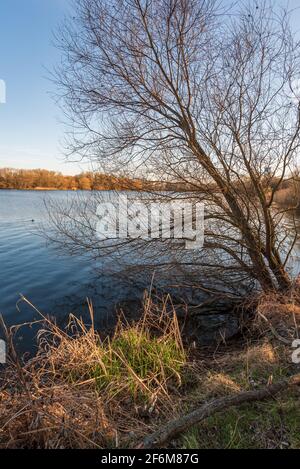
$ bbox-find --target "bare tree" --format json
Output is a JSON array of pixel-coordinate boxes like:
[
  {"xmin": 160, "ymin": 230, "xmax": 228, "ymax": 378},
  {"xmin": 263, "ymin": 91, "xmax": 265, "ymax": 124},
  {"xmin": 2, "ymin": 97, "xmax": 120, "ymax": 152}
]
[{"xmin": 53, "ymin": 0, "xmax": 300, "ymax": 293}]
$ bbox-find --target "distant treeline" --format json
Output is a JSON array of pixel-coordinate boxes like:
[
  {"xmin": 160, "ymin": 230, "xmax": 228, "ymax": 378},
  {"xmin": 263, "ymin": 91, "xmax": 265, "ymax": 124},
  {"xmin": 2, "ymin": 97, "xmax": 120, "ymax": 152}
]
[
  {"xmin": 0, "ymin": 168, "xmax": 140, "ymax": 190},
  {"xmin": 2, "ymin": 168, "xmax": 299, "ymax": 198},
  {"xmin": 0, "ymin": 168, "xmax": 187, "ymax": 191}
]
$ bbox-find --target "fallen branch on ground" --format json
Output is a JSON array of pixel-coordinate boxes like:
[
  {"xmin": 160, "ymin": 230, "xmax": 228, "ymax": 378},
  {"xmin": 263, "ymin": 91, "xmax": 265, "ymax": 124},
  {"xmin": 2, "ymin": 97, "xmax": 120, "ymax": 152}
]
[{"xmin": 139, "ymin": 374, "xmax": 300, "ymax": 449}]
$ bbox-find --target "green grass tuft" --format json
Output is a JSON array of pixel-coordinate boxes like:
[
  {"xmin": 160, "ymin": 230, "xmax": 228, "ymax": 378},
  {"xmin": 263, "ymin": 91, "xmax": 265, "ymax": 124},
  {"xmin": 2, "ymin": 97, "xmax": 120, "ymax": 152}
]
[{"xmin": 91, "ymin": 327, "xmax": 186, "ymax": 401}]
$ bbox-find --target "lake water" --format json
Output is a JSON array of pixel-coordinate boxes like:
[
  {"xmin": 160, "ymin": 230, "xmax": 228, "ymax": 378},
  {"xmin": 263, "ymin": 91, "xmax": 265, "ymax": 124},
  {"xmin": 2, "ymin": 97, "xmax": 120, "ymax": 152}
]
[
  {"xmin": 1, "ymin": 190, "xmax": 300, "ymax": 353},
  {"xmin": 0, "ymin": 190, "xmax": 144, "ymax": 352}
]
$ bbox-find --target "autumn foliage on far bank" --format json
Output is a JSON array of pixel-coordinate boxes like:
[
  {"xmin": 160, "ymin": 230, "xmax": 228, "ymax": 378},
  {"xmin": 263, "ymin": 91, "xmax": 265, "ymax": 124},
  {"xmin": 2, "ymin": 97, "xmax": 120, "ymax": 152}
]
[
  {"xmin": 0, "ymin": 168, "xmax": 144, "ymax": 191},
  {"xmin": 0, "ymin": 167, "xmax": 198, "ymax": 191}
]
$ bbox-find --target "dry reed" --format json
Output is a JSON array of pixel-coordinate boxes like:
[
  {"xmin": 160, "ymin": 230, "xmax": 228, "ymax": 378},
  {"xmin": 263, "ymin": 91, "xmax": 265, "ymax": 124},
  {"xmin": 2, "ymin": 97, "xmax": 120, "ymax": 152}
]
[{"xmin": 0, "ymin": 293, "xmax": 186, "ymax": 448}]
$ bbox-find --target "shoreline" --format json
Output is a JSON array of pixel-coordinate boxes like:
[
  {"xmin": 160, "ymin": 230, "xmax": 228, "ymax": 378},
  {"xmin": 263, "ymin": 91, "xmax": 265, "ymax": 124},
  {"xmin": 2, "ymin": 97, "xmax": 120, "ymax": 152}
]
[{"xmin": 0, "ymin": 289, "xmax": 299, "ymax": 449}]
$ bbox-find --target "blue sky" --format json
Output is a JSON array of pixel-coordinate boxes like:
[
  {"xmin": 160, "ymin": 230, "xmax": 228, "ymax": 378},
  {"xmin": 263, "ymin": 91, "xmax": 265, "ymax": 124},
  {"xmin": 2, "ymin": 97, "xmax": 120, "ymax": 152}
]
[
  {"xmin": 0, "ymin": 1, "xmax": 300, "ymax": 175},
  {"xmin": 0, "ymin": 0, "xmax": 88, "ymax": 175}
]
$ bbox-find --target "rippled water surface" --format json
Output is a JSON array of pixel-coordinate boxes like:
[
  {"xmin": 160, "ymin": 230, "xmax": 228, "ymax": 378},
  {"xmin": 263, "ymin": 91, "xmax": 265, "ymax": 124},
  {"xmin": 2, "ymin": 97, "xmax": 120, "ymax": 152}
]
[
  {"xmin": 0, "ymin": 191, "xmax": 142, "ymax": 351},
  {"xmin": 2, "ymin": 190, "xmax": 300, "ymax": 352}
]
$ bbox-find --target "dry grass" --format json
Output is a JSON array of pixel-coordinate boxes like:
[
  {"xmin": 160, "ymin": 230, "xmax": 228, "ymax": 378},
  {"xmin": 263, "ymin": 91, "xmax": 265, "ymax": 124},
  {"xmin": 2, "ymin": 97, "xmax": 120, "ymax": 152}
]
[
  {"xmin": 1, "ymin": 290, "xmax": 299, "ymax": 449},
  {"xmin": 179, "ymin": 339, "xmax": 300, "ymax": 449},
  {"xmin": 254, "ymin": 289, "xmax": 300, "ymax": 343},
  {"xmin": 0, "ymin": 294, "xmax": 186, "ymax": 449},
  {"xmin": 187, "ymin": 341, "xmax": 287, "ymax": 403}
]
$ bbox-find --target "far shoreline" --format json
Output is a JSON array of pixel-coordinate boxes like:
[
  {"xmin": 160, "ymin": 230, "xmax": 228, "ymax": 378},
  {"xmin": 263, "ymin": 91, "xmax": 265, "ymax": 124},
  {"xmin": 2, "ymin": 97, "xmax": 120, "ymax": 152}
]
[{"xmin": 0, "ymin": 187, "xmax": 81, "ymax": 191}]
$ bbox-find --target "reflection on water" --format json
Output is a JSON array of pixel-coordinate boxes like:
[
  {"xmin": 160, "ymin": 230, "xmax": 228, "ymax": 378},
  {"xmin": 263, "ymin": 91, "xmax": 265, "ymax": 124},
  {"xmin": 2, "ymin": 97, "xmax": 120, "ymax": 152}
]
[
  {"xmin": 0, "ymin": 190, "xmax": 143, "ymax": 352},
  {"xmin": 284, "ymin": 211, "xmax": 300, "ymax": 277},
  {"xmin": 1, "ymin": 190, "xmax": 299, "ymax": 352}
]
